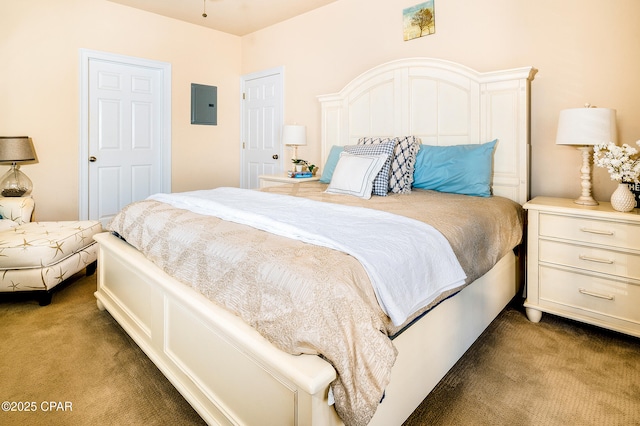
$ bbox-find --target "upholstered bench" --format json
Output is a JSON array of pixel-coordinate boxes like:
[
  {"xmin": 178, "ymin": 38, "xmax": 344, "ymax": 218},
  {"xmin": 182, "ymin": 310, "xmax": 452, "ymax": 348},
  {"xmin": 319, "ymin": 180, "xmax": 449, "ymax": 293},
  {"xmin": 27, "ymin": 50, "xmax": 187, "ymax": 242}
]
[{"xmin": 0, "ymin": 197, "xmax": 102, "ymax": 305}]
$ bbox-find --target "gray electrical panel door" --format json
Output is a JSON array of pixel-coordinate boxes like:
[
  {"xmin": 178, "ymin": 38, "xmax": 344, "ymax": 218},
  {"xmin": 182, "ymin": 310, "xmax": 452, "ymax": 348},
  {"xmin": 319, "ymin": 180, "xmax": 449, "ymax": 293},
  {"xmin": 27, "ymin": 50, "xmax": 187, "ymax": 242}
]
[{"xmin": 191, "ymin": 83, "xmax": 217, "ymax": 125}]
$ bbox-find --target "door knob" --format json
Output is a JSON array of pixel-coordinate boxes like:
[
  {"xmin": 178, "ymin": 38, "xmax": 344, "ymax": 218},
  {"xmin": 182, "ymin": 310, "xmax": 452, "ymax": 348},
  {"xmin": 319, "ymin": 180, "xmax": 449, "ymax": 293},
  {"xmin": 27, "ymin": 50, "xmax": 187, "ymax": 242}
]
[
  {"xmin": 272, "ymin": 154, "xmax": 279, "ymax": 160},
  {"xmin": 89, "ymin": 156, "xmax": 97, "ymax": 162}
]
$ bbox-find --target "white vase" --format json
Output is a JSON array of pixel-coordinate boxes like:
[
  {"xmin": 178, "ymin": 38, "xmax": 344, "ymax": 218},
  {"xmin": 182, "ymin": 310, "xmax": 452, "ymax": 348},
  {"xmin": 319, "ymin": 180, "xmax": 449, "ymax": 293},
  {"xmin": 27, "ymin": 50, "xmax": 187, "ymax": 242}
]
[{"xmin": 610, "ymin": 183, "xmax": 636, "ymax": 212}]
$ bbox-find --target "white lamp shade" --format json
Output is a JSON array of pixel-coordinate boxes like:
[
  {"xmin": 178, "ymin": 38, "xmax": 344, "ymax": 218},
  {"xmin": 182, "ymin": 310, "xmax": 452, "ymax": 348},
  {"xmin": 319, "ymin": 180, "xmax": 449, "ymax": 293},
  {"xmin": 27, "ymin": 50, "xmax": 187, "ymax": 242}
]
[
  {"xmin": 556, "ymin": 108, "xmax": 617, "ymax": 146},
  {"xmin": 282, "ymin": 125, "xmax": 306, "ymax": 146}
]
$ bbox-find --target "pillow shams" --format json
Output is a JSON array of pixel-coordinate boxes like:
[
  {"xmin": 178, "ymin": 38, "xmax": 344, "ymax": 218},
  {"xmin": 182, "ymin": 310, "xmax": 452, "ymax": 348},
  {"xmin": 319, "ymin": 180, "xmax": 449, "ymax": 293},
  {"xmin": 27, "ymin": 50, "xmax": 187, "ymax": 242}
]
[
  {"xmin": 343, "ymin": 140, "xmax": 395, "ymax": 196},
  {"xmin": 359, "ymin": 136, "xmax": 420, "ymax": 194},
  {"xmin": 325, "ymin": 152, "xmax": 389, "ymax": 199},
  {"xmin": 412, "ymin": 140, "xmax": 497, "ymax": 197}
]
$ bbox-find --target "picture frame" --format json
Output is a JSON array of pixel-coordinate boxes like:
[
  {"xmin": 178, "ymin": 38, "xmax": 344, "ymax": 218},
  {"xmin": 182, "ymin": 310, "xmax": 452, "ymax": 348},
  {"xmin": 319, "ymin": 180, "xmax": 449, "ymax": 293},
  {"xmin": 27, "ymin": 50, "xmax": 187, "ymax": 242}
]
[{"xmin": 403, "ymin": 1, "xmax": 436, "ymax": 41}]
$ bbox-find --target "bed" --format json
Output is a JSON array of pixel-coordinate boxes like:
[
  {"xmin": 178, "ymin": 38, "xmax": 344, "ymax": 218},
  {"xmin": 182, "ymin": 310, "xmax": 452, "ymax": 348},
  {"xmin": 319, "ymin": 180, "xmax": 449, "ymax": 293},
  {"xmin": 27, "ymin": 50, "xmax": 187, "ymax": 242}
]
[{"xmin": 94, "ymin": 57, "xmax": 536, "ymax": 426}]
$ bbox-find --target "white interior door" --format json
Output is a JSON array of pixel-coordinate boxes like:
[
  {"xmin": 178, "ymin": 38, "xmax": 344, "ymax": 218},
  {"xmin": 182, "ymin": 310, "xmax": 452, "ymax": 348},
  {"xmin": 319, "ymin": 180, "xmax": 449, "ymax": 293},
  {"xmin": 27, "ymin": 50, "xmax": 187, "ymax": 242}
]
[
  {"xmin": 79, "ymin": 50, "xmax": 171, "ymax": 227},
  {"xmin": 240, "ymin": 68, "xmax": 284, "ymax": 189}
]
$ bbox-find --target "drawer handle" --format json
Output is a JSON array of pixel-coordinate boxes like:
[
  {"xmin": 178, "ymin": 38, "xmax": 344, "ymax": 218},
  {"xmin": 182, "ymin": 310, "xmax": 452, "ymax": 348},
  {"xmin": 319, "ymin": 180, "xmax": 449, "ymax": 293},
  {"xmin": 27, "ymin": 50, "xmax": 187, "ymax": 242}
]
[
  {"xmin": 579, "ymin": 288, "xmax": 615, "ymax": 301},
  {"xmin": 580, "ymin": 227, "xmax": 614, "ymax": 236},
  {"xmin": 579, "ymin": 254, "xmax": 614, "ymax": 264}
]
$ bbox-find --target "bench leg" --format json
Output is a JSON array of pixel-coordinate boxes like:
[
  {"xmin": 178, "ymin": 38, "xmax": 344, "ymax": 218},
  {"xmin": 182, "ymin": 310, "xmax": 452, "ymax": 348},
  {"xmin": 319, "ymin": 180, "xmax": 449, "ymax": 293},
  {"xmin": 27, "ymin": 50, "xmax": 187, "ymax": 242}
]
[
  {"xmin": 38, "ymin": 262, "xmax": 96, "ymax": 306},
  {"xmin": 86, "ymin": 261, "xmax": 97, "ymax": 277},
  {"xmin": 38, "ymin": 291, "xmax": 53, "ymax": 306}
]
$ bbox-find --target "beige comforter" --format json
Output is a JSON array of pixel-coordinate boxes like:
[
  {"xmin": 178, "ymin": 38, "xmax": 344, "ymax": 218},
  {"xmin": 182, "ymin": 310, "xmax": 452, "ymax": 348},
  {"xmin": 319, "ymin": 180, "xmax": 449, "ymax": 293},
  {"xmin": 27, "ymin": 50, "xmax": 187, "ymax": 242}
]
[{"xmin": 108, "ymin": 183, "xmax": 523, "ymax": 426}]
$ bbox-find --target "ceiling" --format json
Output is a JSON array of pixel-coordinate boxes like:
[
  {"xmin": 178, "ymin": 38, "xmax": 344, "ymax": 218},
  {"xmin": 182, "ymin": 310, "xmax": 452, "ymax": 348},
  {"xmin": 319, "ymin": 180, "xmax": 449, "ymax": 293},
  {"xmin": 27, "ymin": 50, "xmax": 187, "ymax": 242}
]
[{"xmin": 109, "ymin": 0, "xmax": 339, "ymax": 36}]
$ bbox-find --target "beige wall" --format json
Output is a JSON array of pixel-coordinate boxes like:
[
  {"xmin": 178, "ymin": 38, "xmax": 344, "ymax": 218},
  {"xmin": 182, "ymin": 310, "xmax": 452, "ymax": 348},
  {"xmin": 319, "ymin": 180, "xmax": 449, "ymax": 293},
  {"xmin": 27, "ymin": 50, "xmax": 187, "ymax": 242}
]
[
  {"xmin": 1, "ymin": 0, "xmax": 241, "ymax": 220},
  {"xmin": 3, "ymin": 0, "xmax": 639, "ymax": 220},
  {"xmin": 242, "ymin": 0, "xmax": 640, "ymax": 202}
]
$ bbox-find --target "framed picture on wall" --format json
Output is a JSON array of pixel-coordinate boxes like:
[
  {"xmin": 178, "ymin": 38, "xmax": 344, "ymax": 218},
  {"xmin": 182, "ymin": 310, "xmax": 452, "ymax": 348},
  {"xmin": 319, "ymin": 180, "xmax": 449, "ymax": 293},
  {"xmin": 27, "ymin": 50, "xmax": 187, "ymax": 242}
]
[{"xmin": 403, "ymin": 1, "xmax": 436, "ymax": 41}]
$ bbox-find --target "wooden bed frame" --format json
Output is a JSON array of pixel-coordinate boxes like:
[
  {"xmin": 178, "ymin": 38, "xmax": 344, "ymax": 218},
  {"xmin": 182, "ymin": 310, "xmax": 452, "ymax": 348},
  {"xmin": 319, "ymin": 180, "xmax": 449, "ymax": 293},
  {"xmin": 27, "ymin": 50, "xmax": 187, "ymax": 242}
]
[{"xmin": 94, "ymin": 58, "xmax": 536, "ymax": 426}]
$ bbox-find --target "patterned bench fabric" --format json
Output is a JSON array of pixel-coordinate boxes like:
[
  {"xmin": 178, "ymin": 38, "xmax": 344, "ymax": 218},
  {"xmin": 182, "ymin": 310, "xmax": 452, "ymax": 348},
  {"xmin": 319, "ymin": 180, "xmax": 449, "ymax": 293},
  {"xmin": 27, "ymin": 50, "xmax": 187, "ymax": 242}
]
[
  {"xmin": 0, "ymin": 221, "xmax": 102, "ymax": 270},
  {"xmin": 0, "ymin": 243, "xmax": 97, "ymax": 292},
  {"xmin": 0, "ymin": 197, "xmax": 35, "ymax": 225}
]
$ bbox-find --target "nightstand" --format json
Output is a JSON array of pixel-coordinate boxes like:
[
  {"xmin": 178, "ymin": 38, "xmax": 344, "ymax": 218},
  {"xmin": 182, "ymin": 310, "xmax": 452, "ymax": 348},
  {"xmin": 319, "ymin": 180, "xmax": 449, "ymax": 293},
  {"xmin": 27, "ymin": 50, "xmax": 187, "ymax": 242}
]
[
  {"xmin": 524, "ymin": 196, "xmax": 640, "ymax": 337},
  {"xmin": 258, "ymin": 174, "xmax": 320, "ymax": 189}
]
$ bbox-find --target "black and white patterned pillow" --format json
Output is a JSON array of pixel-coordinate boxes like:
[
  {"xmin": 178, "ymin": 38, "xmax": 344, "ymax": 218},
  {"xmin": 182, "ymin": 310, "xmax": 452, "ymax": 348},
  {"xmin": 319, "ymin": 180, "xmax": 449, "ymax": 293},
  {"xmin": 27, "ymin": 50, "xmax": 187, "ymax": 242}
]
[
  {"xmin": 343, "ymin": 140, "xmax": 396, "ymax": 196},
  {"xmin": 358, "ymin": 136, "xmax": 421, "ymax": 194}
]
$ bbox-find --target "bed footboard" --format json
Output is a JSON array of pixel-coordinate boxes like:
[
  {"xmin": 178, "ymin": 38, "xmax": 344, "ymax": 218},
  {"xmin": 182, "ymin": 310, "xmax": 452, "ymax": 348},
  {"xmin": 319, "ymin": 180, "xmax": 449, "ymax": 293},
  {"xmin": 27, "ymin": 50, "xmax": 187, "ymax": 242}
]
[
  {"xmin": 94, "ymin": 232, "xmax": 518, "ymax": 425},
  {"xmin": 367, "ymin": 250, "xmax": 518, "ymax": 425},
  {"xmin": 93, "ymin": 232, "xmax": 341, "ymax": 426}
]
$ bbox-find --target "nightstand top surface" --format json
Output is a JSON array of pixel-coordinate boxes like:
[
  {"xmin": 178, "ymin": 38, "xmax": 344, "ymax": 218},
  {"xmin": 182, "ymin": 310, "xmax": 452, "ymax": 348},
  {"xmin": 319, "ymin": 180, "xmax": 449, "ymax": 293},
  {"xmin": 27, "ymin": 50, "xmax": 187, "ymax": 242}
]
[
  {"xmin": 524, "ymin": 196, "xmax": 640, "ymax": 221},
  {"xmin": 259, "ymin": 174, "xmax": 320, "ymax": 183}
]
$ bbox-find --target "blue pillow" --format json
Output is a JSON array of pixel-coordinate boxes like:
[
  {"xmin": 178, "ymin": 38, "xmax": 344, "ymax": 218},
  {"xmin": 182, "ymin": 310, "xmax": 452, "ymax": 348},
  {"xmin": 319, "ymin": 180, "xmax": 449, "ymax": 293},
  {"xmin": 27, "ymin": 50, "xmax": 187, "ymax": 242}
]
[
  {"xmin": 319, "ymin": 145, "xmax": 344, "ymax": 183},
  {"xmin": 412, "ymin": 140, "xmax": 497, "ymax": 197}
]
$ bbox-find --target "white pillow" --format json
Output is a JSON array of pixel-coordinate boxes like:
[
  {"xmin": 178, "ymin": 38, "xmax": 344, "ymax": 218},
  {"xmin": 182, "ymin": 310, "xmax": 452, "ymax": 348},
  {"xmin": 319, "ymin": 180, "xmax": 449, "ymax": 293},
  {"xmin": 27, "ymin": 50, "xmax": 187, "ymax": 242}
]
[{"xmin": 325, "ymin": 152, "xmax": 389, "ymax": 199}]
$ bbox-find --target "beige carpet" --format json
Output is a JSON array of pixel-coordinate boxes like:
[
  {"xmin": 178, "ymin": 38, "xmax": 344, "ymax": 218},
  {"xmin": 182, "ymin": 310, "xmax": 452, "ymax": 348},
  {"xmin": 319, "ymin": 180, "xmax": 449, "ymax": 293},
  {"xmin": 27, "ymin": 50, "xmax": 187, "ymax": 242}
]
[
  {"xmin": 0, "ymin": 272, "xmax": 205, "ymax": 426},
  {"xmin": 403, "ymin": 303, "xmax": 640, "ymax": 425},
  {"xmin": 1, "ymin": 272, "xmax": 639, "ymax": 426}
]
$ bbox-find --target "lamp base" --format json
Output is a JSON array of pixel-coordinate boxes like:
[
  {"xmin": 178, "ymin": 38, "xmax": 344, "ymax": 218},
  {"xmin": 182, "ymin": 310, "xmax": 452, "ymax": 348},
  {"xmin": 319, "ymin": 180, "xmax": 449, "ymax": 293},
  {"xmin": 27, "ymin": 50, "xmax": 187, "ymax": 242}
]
[
  {"xmin": 574, "ymin": 146, "xmax": 599, "ymax": 206},
  {"xmin": 0, "ymin": 163, "xmax": 33, "ymax": 197},
  {"xmin": 574, "ymin": 196, "xmax": 599, "ymax": 206}
]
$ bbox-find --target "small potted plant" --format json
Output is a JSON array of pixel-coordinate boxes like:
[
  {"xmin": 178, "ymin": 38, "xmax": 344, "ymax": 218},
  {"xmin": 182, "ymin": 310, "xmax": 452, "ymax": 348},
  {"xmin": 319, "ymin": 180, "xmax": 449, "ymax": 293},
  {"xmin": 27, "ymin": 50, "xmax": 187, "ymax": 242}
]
[
  {"xmin": 291, "ymin": 158, "xmax": 306, "ymax": 172},
  {"xmin": 307, "ymin": 164, "xmax": 318, "ymax": 176}
]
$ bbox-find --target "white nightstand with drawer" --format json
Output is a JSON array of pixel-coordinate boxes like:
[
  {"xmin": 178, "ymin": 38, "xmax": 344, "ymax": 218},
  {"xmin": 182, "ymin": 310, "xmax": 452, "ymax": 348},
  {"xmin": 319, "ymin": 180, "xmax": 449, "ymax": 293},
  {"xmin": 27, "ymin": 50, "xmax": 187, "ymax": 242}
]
[{"xmin": 524, "ymin": 196, "xmax": 640, "ymax": 337}]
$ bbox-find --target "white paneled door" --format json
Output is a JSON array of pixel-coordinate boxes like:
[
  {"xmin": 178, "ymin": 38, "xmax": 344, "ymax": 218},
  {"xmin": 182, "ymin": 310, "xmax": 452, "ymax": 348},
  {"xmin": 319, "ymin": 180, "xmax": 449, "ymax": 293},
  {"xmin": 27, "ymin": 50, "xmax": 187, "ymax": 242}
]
[
  {"xmin": 80, "ymin": 50, "xmax": 171, "ymax": 227},
  {"xmin": 240, "ymin": 68, "xmax": 284, "ymax": 189}
]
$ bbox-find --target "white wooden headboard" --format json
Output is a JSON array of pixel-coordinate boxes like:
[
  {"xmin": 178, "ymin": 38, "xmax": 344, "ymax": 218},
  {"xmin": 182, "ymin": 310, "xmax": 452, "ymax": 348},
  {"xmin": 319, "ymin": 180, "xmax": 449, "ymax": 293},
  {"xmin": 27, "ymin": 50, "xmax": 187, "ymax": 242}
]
[{"xmin": 318, "ymin": 58, "xmax": 536, "ymax": 205}]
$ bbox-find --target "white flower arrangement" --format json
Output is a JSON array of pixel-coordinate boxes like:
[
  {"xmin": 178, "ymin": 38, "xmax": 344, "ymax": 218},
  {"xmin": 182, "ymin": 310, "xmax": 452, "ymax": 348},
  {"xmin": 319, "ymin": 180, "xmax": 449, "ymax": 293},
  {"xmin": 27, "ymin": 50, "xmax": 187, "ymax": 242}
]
[{"xmin": 593, "ymin": 141, "xmax": 640, "ymax": 183}]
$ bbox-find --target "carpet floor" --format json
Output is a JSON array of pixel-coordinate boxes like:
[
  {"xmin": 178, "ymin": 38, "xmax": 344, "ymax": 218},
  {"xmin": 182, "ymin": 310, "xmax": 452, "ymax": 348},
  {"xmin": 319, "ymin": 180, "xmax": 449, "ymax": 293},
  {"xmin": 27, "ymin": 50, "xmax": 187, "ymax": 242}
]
[{"xmin": 1, "ymin": 272, "xmax": 639, "ymax": 425}]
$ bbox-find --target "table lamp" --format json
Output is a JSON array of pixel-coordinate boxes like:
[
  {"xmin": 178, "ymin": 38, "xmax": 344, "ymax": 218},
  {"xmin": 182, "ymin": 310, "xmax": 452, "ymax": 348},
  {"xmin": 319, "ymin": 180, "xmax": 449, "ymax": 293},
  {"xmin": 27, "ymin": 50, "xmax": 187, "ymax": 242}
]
[
  {"xmin": 0, "ymin": 136, "xmax": 37, "ymax": 197},
  {"xmin": 282, "ymin": 125, "xmax": 306, "ymax": 161},
  {"xmin": 556, "ymin": 106, "xmax": 617, "ymax": 205}
]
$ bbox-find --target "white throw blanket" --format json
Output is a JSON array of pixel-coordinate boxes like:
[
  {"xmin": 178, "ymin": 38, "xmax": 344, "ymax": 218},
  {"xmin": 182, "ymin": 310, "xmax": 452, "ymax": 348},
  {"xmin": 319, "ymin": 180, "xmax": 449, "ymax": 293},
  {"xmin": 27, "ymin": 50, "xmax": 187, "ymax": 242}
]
[{"xmin": 149, "ymin": 187, "xmax": 466, "ymax": 326}]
